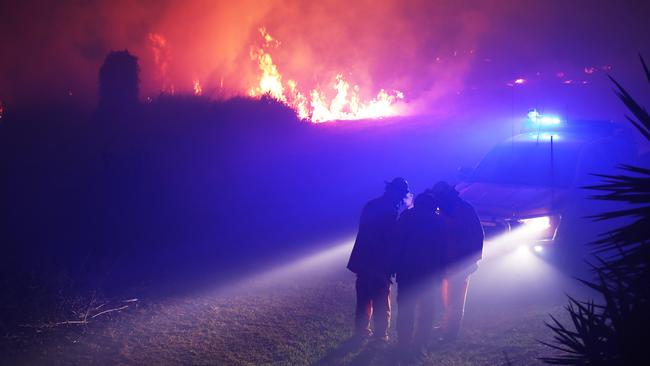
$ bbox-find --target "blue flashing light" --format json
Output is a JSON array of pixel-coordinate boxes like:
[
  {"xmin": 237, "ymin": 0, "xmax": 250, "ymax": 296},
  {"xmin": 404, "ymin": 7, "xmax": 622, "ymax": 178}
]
[
  {"xmin": 527, "ymin": 109, "xmax": 540, "ymax": 121},
  {"xmin": 524, "ymin": 109, "xmax": 562, "ymax": 132},
  {"xmin": 539, "ymin": 116, "xmax": 561, "ymax": 126}
]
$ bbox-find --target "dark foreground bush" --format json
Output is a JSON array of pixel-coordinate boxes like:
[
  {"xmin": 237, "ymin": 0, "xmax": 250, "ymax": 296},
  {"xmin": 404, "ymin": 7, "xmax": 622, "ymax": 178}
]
[{"xmin": 541, "ymin": 56, "xmax": 650, "ymax": 365}]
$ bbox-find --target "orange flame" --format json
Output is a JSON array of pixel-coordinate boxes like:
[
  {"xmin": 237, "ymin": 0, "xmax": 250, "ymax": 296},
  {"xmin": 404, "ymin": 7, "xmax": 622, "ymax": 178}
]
[
  {"xmin": 193, "ymin": 79, "xmax": 202, "ymax": 96},
  {"xmin": 248, "ymin": 28, "xmax": 286, "ymax": 102},
  {"xmin": 249, "ymin": 28, "xmax": 404, "ymax": 122}
]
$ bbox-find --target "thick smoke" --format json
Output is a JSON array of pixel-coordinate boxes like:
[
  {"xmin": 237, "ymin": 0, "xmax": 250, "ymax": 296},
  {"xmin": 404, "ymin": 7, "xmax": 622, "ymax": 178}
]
[
  {"xmin": 0, "ymin": 0, "xmax": 487, "ymax": 109},
  {"xmin": 1, "ymin": 0, "xmax": 649, "ymax": 118}
]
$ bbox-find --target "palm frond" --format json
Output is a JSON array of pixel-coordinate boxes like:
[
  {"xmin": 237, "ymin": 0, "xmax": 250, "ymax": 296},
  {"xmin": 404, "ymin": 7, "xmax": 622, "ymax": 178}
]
[
  {"xmin": 541, "ymin": 56, "xmax": 650, "ymax": 365},
  {"xmin": 640, "ymin": 54, "xmax": 650, "ymax": 84},
  {"xmin": 608, "ymin": 73, "xmax": 650, "ymax": 140}
]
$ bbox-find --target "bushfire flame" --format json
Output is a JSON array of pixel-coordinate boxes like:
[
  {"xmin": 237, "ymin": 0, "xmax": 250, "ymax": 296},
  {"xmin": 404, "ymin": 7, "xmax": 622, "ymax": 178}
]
[
  {"xmin": 146, "ymin": 27, "xmax": 405, "ymax": 122},
  {"xmin": 248, "ymin": 28, "xmax": 404, "ymax": 122},
  {"xmin": 193, "ymin": 79, "xmax": 202, "ymax": 96}
]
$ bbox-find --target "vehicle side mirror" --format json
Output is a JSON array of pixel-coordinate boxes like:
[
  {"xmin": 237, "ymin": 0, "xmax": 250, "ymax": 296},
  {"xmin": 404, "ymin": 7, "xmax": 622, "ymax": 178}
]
[{"xmin": 458, "ymin": 166, "xmax": 473, "ymax": 181}]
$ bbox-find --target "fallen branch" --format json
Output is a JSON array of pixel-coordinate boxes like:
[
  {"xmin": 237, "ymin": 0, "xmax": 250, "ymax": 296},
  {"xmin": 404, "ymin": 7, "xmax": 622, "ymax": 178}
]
[
  {"xmin": 17, "ymin": 298, "xmax": 138, "ymax": 330},
  {"xmin": 19, "ymin": 320, "xmax": 87, "ymax": 329},
  {"xmin": 91, "ymin": 305, "xmax": 129, "ymax": 319}
]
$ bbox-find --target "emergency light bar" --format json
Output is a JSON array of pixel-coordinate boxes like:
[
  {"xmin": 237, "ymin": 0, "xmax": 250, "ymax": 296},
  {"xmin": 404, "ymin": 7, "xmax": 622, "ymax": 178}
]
[{"xmin": 523, "ymin": 109, "xmax": 563, "ymax": 132}]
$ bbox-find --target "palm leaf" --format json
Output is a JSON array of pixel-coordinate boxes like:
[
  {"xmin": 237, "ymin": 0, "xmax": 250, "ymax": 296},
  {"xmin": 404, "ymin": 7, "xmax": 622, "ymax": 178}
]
[{"xmin": 541, "ymin": 56, "xmax": 650, "ymax": 365}]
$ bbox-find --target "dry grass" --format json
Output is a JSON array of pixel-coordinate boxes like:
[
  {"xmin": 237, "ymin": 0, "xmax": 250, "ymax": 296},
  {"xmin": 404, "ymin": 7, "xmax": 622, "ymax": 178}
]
[{"xmin": 1, "ymin": 269, "xmax": 567, "ymax": 366}]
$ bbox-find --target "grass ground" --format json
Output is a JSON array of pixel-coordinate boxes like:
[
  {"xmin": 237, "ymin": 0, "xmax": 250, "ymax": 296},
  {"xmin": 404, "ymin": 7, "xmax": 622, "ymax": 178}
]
[{"xmin": 1, "ymin": 253, "xmax": 572, "ymax": 366}]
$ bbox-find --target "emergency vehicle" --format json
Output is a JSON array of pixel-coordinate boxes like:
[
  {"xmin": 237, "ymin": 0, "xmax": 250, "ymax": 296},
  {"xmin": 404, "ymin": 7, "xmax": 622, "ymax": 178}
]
[{"xmin": 456, "ymin": 109, "xmax": 638, "ymax": 251}]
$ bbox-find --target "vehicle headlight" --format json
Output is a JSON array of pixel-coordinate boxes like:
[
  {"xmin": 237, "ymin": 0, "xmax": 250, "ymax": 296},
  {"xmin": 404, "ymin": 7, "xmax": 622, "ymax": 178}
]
[
  {"xmin": 517, "ymin": 216, "xmax": 551, "ymax": 230},
  {"xmin": 517, "ymin": 215, "xmax": 560, "ymax": 241}
]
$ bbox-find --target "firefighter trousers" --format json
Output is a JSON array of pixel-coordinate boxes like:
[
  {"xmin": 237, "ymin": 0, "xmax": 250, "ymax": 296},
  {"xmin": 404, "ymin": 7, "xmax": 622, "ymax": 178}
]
[
  {"xmin": 442, "ymin": 273, "xmax": 470, "ymax": 338},
  {"xmin": 354, "ymin": 275, "xmax": 391, "ymax": 337},
  {"xmin": 396, "ymin": 279, "xmax": 441, "ymax": 345}
]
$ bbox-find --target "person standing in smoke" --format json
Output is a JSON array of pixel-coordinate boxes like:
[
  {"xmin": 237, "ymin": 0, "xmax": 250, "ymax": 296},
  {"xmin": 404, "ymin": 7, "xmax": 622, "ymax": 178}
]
[
  {"xmin": 347, "ymin": 177, "xmax": 410, "ymax": 341},
  {"xmin": 431, "ymin": 181, "xmax": 484, "ymax": 341},
  {"xmin": 394, "ymin": 192, "xmax": 447, "ymax": 347}
]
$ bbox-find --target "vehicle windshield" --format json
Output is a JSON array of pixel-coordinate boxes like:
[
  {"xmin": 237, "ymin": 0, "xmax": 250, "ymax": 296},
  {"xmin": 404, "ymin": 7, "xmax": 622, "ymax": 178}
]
[{"xmin": 471, "ymin": 137, "xmax": 580, "ymax": 187}]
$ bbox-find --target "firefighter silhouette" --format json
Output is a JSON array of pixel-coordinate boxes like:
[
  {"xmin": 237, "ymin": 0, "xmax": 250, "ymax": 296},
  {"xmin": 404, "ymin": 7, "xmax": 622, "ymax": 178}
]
[
  {"xmin": 432, "ymin": 181, "xmax": 484, "ymax": 340},
  {"xmin": 394, "ymin": 192, "xmax": 447, "ymax": 346},
  {"xmin": 347, "ymin": 177, "xmax": 410, "ymax": 341}
]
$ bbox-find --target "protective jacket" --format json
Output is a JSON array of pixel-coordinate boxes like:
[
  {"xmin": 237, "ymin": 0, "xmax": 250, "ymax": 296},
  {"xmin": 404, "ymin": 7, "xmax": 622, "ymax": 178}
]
[
  {"xmin": 443, "ymin": 199, "xmax": 484, "ymax": 274},
  {"xmin": 347, "ymin": 195, "xmax": 400, "ymax": 279},
  {"xmin": 394, "ymin": 206, "xmax": 447, "ymax": 284}
]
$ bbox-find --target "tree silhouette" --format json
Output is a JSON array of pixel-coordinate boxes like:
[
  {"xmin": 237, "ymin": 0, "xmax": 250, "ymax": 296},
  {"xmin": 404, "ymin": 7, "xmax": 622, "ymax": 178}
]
[{"xmin": 98, "ymin": 50, "xmax": 140, "ymax": 112}]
